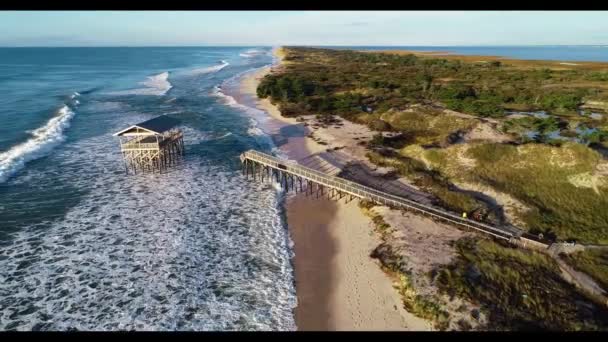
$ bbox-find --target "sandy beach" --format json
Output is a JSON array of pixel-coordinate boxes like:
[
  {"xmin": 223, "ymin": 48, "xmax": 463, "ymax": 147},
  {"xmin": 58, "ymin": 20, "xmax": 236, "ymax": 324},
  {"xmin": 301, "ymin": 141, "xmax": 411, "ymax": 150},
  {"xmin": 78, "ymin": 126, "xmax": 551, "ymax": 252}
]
[{"xmin": 238, "ymin": 48, "xmax": 432, "ymax": 331}]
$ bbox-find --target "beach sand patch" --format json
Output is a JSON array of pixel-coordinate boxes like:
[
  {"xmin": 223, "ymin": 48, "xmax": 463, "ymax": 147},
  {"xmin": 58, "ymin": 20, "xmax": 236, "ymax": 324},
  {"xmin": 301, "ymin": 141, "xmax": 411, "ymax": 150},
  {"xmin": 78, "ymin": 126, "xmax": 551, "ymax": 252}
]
[{"xmin": 568, "ymin": 172, "xmax": 606, "ymax": 194}]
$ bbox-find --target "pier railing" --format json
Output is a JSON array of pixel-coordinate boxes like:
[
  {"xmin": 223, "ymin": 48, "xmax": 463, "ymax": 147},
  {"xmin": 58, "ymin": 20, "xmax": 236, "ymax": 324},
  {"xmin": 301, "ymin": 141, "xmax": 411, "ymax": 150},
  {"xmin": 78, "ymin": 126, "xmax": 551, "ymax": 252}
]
[
  {"xmin": 241, "ymin": 149, "xmax": 523, "ymax": 241},
  {"xmin": 120, "ymin": 132, "xmax": 184, "ymax": 151}
]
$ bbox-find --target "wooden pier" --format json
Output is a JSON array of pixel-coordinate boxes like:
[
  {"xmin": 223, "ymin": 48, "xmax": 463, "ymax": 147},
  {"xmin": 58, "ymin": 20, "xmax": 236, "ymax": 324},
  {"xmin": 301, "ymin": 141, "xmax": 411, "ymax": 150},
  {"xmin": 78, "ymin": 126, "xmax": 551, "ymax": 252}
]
[
  {"xmin": 240, "ymin": 149, "xmax": 530, "ymax": 242},
  {"xmin": 114, "ymin": 116, "xmax": 184, "ymax": 174}
]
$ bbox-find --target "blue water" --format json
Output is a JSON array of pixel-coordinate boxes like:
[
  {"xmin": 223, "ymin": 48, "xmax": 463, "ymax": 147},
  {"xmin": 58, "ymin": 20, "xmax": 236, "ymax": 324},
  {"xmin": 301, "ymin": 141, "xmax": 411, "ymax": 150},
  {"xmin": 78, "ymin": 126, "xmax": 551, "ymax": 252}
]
[
  {"xmin": 0, "ymin": 47, "xmax": 297, "ymax": 330},
  {"xmin": 323, "ymin": 45, "xmax": 608, "ymax": 62}
]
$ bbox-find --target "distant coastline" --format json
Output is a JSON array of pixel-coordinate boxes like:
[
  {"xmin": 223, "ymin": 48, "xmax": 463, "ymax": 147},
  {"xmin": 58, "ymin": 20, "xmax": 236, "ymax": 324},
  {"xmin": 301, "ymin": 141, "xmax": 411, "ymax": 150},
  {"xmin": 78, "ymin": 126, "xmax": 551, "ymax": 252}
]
[{"xmin": 316, "ymin": 45, "xmax": 608, "ymax": 63}]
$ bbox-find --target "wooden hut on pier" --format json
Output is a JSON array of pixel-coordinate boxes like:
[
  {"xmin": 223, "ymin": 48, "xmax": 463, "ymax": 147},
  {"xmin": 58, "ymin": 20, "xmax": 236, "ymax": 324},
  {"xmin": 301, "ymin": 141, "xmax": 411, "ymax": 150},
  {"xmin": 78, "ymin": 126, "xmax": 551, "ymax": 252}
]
[{"xmin": 113, "ymin": 115, "xmax": 184, "ymax": 174}]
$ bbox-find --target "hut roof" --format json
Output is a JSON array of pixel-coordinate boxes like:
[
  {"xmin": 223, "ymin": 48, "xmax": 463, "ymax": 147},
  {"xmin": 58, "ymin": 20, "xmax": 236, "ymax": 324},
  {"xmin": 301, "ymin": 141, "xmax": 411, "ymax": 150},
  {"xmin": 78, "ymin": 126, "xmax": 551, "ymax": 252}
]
[{"xmin": 114, "ymin": 115, "xmax": 181, "ymax": 136}]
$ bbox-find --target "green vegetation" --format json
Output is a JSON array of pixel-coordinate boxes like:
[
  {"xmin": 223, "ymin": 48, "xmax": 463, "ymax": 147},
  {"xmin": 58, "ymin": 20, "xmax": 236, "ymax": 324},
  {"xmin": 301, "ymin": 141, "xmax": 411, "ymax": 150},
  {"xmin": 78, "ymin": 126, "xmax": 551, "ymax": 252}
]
[
  {"xmin": 259, "ymin": 47, "xmax": 608, "ymax": 243},
  {"xmin": 579, "ymin": 129, "xmax": 608, "ymax": 147},
  {"xmin": 366, "ymin": 149, "xmax": 493, "ymax": 220},
  {"xmin": 465, "ymin": 143, "xmax": 608, "ymax": 243},
  {"xmin": 359, "ymin": 200, "xmax": 394, "ymax": 239},
  {"xmin": 434, "ymin": 237, "xmax": 608, "ymax": 330},
  {"xmin": 502, "ymin": 116, "xmax": 566, "ymax": 143},
  {"xmin": 396, "ymin": 271, "xmax": 451, "ymax": 330},
  {"xmin": 398, "ymin": 142, "xmax": 608, "ymax": 243},
  {"xmin": 563, "ymin": 249, "xmax": 608, "ymax": 291},
  {"xmin": 586, "ymin": 72, "xmax": 608, "ymax": 82},
  {"xmin": 379, "ymin": 108, "xmax": 476, "ymax": 146},
  {"xmin": 259, "ymin": 47, "xmax": 608, "ymax": 122}
]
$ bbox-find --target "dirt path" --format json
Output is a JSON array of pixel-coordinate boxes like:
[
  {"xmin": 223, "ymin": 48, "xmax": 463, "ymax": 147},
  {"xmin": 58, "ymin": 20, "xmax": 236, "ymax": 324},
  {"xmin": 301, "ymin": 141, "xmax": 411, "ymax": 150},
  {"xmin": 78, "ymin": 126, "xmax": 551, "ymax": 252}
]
[{"xmin": 547, "ymin": 244, "xmax": 608, "ymax": 305}]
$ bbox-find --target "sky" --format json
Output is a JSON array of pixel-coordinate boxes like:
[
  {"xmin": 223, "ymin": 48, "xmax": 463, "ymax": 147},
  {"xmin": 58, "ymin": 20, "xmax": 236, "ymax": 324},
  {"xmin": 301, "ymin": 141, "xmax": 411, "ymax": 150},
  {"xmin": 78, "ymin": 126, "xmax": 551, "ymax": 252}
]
[{"xmin": 0, "ymin": 11, "xmax": 607, "ymax": 47}]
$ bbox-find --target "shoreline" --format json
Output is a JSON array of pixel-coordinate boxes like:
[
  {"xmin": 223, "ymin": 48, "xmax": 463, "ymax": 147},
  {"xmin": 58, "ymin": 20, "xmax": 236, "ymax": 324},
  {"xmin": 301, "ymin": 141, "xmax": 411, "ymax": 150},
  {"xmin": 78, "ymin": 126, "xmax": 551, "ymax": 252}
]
[{"xmin": 238, "ymin": 47, "xmax": 431, "ymax": 330}]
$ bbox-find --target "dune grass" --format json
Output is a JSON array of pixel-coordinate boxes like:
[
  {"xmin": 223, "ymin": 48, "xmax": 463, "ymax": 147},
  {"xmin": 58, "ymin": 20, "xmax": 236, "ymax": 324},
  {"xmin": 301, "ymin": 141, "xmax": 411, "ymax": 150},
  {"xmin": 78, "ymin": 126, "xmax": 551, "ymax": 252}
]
[
  {"xmin": 379, "ymin": 108, "xmax": 476, "ymax": 146},
  {"xmin": 397, "ymin": 141, "xmax": 608, "ymax": 244},
  {"xmin": 434, "ymin": 237, "xmax": 608, "ymax": 330},
  {"xmin": 465, "ymin": 142, "xmax": 608, "ymax": 243},
  {"xmin": 365, "ymin": 150, "xmax": 487, "ymax": 215}
]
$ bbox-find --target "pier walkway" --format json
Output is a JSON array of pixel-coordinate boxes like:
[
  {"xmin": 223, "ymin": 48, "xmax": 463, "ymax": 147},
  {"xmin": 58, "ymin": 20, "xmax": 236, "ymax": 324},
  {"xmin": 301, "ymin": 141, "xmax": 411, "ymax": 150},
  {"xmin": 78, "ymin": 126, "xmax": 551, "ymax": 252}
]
[{"xmin": 240, "ymin": 149, "xmax": 525, "ymax": 242}]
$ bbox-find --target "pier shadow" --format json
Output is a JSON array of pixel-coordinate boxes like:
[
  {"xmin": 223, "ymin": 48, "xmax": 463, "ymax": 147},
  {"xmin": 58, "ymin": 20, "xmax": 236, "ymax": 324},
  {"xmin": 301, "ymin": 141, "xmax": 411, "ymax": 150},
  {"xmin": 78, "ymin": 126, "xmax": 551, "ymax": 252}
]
[
  {"xmin": 448, "ymin": 183, "xmax": 509, "ymax": 226},
  {"xmin": 338, "ymin": 162, "xmax": 435, "ymax": 206},
  {"xmin": 286, "ymin": 193, "xmax": 339, "ymax": 331},
  {"xmin": 270, "ymin": 123, "xmax": 308, "ymax": 149}
]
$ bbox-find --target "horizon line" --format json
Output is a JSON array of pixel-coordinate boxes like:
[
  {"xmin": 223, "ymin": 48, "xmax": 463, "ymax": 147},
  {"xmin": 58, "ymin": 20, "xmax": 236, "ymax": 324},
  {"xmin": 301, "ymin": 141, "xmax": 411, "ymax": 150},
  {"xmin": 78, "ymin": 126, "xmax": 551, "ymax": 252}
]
[{"xmin": 0, "ymin": 44, "xmax": 607, "ymax": 48}]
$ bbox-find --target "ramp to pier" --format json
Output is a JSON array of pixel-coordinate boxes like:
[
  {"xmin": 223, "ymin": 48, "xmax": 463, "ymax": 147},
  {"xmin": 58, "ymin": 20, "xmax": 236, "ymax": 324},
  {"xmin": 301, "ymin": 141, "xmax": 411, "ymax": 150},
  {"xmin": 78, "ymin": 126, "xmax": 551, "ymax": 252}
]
[{"xmin": 240, "ymin": 149, "xmax": 524, "ymax": 241}]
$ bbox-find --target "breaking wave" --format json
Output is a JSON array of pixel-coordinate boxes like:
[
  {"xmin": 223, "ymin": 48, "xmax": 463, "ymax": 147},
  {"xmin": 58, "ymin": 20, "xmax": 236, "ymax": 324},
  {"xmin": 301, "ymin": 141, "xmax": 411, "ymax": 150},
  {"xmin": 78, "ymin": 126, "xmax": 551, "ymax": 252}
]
[
  {"xmin": 211, "ymin": 85, "xmax": 264, "ymax": 117},
  {"xmin": 211, "ymin": 85, "xmax": 275, "ymax": 152},
  {"xmin": 186, "ymin": 60, "xmax": 229, "ymax": 75},
  {"xmin": 0, "ymin": 94, "xmax": 80, "ymax": 183},
  {"xmin": 239, "ymin": 49, "xmax": 265, "ymax": 58},
  {"xmin": 108, "ymin": 72, "xmax": 172, "ymax": 96}
]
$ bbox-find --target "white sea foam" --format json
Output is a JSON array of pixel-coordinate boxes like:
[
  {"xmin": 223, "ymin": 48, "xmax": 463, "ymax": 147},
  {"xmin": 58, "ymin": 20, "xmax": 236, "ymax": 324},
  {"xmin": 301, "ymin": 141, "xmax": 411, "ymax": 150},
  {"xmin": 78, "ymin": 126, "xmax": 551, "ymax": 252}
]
[
  {"xmin": 0, "ymin": 117, "xmax": 297, "ymax": 330},
  {"xmin": 211, "ymin": 85, "xmax": 265, "ymax": 117},
  {"xmin": 0, "ymin": 102, "xmax": 77, "ymax": 183},
  {"xmin": 211, "ymin": 85, "xmax": 275, "ymax": 152},
  {"xmin": 186, "ymin": 60, "xmax": 229, "ymax": 75},
  {"xmin": 0, "ymin": 50, "xmax": 298, "ymax": 330},
  {"xmin": 240, "ymin": 49, "xmax": 264, "ymax": 58},
  {"xmin": 108, "ymin": 72, "xmax": 172, "ymax": 96},
  {"xmin": 213, "ymin": 132, "xmax": 233, "ymax": 140}
]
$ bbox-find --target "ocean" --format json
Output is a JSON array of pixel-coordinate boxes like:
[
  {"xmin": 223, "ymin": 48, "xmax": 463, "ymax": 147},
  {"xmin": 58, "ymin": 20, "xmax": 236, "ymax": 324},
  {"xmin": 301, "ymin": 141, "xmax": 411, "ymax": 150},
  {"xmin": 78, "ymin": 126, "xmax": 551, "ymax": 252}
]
[
  {"xmin": 1, "ymin": 45, "xmax": 606, "ymax": 331},
  {"xmin": 0, "ymin": 47, "xmax": 297, "ymax": 330}
]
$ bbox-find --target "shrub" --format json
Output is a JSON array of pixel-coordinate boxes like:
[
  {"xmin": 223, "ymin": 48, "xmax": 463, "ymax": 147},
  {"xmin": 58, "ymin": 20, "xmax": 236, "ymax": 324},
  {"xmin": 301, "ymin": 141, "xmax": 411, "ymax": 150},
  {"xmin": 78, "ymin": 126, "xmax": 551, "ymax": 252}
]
[{"xmin": 435, "ymin": 237, "xmax": 608, "ymax": 330}]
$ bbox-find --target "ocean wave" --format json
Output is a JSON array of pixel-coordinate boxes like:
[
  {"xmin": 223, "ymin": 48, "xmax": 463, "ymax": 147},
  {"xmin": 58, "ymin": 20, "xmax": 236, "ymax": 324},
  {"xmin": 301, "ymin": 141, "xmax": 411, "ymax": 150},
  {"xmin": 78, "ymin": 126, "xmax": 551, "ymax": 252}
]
[
  {"xmin": 0, "ymin": 121, "xmax": 297, "ymax": 330},
  {"xmin": 211, "ymin": 70, "xmax": 289, "ymax": 156},
  {"xmin": 210, "ymin": 86, "xmax": 271, "ymax": 143},
  {"xmin": 247, "ymin": 125, "xmax": 265, "ymax": 137},
  {"xmin": 0, "ymin": 102, "xmax": 78, "ymax": 183},
  {"xmin": 240, "ymin": 49, "xmax": 265, "ymax": 58},
  {"xmin": 211, "ymin": 85, "xmax": 265, "ymax": 117},
  {"xmin": 186, "ymin": 60, "xmax": 229, "ymax": 75},
  {"xmin": 213, "ymin": 132, "xmax": 233, "ymax": 140},
  {"xmin": 108, "ymin": 72, "xmax": 172, "ymax": 96}
]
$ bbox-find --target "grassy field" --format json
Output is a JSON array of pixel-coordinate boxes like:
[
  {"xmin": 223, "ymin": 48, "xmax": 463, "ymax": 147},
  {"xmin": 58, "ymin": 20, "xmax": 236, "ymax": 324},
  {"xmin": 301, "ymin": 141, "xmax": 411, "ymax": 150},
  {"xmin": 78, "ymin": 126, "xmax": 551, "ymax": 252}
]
[
  {"xmin": 378, "ymin": 107, "xmax": 476, "ymax": 147},
  {"xmin": 399, "ymin": 141, "xmax": 608, "ymax": 243},
  {"xmin": 372, "ymin": 49, "xmax": 608, "ymax": 72},
  {"xmin": 365, "ymin": 149, "xmax": 490, "ymax": 216},
  {"xmin": 434, "ymin": 237, "xmax": 608, "ymax": 330}
]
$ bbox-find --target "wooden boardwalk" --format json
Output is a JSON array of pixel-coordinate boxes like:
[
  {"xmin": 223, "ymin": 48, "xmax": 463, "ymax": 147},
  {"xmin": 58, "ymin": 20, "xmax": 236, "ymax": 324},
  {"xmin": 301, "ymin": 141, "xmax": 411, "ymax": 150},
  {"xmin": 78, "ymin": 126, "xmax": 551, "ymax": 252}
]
[{"xmin": 240, "ymin": 149, "xmax": 525, "ymax": 242}]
